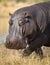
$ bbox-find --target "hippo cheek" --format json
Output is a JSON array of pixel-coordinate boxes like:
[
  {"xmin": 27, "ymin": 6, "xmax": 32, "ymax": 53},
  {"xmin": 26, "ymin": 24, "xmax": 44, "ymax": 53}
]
[
  {"xmin": 13, "ymin": 39, "xmax": 27, "ymax": 49},
  {"xmin": 16, "ymin": 39, "xmax": 27, "ymax": 49}
]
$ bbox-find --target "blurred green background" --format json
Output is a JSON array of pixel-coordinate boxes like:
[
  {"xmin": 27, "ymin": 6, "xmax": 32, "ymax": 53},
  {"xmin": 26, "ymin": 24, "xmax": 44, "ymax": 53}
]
[
  {"xmin": 0, "ymin": 0, "xmax": 49, "ymax": 2},
  {"xmin": 0, "ymin": 0, "xmax": 49, "ymax": 3}
]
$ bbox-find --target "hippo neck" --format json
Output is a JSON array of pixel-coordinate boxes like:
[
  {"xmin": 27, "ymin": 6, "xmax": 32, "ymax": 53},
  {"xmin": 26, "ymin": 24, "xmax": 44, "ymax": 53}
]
[{"xmin": 27, "ymin": 30, "xmax": 37, "ymax": 44}]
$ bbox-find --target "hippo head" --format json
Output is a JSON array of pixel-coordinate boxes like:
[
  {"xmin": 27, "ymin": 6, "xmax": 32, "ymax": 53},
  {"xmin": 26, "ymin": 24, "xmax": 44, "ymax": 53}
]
[{"xmin": 5, "ymin": 11, "xmax": 36, "ymax": 49}]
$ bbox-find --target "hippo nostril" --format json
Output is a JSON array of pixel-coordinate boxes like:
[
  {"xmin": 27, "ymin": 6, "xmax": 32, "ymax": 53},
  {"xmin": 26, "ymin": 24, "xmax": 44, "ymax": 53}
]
[{"xmin": 6, "ymin": 37, "xmax": 13, "ymax": 48}]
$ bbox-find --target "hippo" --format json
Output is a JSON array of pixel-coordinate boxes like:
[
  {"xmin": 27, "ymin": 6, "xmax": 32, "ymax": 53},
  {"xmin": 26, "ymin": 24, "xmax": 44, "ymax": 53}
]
[{"xmin": 5, "ymin": 2, "xmax": 50, "ymax": 57}]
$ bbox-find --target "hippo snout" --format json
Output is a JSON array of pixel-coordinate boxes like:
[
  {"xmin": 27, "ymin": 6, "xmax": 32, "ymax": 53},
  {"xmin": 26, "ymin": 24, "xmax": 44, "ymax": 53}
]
[
  {"xmin": 5, "ymin": 36, "xmax": 27, "ymax": 49},
  {"xmin": 5, "ymin": 36, "xmax": 18, "ymax": 49}
]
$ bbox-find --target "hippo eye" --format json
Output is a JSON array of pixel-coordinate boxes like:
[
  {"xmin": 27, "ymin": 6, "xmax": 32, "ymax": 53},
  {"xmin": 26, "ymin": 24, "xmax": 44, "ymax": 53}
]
[
  {"xmin": 18, "ymin": 18, "xmax": 30, "ymax": 27},
  {"xmin": 18, "ymin": 20, "xmax": 23, "ymax": 26},
  {"xmin": 9, "ymin": 19, "xmax": 13, "ymax": 26}
]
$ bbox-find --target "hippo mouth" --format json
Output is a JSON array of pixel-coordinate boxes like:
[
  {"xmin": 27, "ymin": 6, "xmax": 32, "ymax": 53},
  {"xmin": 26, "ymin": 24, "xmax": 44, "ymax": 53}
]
[
  {"xmin": 5, "ymin": 42, "xmax": 27, "ymax": 49},
  {"xmin": 5, "ymin": 36, "xmax": 27, "ymax": 49}
]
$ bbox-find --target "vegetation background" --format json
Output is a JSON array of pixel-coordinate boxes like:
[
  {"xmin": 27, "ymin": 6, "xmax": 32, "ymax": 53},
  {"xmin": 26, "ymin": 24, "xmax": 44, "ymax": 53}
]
[{"xmin": 0, "ymin": 0, "xmax": 50, "ymax": 65}]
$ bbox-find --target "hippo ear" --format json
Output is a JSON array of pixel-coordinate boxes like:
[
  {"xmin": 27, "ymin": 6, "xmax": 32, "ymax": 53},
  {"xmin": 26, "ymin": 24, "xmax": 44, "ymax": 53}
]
[
  {"xmin": 23, "ymin": 11, "xmax": 31, "ymax": 18},
  {"xmin": 9, "ymin": 13, "xmax": 12, "ymax": 16}
]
